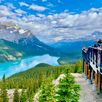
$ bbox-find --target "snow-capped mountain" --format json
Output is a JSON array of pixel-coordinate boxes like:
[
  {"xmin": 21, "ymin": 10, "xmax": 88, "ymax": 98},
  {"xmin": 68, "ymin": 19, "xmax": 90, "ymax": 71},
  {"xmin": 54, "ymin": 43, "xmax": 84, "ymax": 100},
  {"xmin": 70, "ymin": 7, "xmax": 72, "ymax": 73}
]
[
  {"xmin": 92, "ymin": 31, "xmax": 102, "ymax": 38},
  {"xmin": 0, "ymin": 22, "xmax": 32, "ymax": 42},
  {"xmin": 79, "ymin": 31, "xmax": 102, "ymax": 41},
  {"xmin": 0, "ymin": 22, "xmax": 62, "ymax": 63}
]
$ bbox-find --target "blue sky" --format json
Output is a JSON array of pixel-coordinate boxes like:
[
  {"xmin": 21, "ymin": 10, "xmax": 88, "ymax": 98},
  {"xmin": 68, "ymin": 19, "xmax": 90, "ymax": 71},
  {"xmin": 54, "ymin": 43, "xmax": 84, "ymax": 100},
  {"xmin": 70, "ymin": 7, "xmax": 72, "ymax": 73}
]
[
  {"xmin": 1, "ymin": 0, "xmax": 102, "ymax": 14},
  {"xmin": 0, "ymin": 0, "xmax": 102, "ymax": 42}
]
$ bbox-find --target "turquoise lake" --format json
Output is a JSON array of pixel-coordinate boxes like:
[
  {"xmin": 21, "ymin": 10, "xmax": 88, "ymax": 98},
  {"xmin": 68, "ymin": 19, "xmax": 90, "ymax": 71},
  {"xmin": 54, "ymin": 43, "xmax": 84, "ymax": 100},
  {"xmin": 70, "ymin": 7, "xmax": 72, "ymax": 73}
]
[{"xmin": 0, "ymin": 54, "xmax": 59, "ymax": 79}]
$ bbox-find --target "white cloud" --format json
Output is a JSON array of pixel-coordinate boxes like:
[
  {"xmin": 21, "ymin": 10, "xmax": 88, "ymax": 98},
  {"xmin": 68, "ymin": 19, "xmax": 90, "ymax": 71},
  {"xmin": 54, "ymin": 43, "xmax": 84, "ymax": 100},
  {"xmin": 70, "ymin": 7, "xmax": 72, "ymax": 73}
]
[
  {"xmin": 53, "ymin": 36, "xmax": 64, "ymax": 42},
  {"xmin": 0, "ymin": 4, "xmax": 102, "ymax": 43},
  {"xmin": 37, "ymin": 14, "xmax": 45, "ymax": 17},
  {"xmin": 20, "ymin": 7, "xmax": 102, "ymax": 42},
  {"xmin": 19, "ymin": 2, "xmax": 29, "ymax": 7},
  {"xmin": 29, "ymin": 4, "xmax": 47, "ymax": 11},
  {"xmin": 0, "ymin": 5, "xmax": 14, "ymax": 16},
  {"xmin": 15, "ymin": 9, "xmax": 26, "ymax": 15},
  {"xmin": 7, "ymin": 3, "xmax": 16, "ymax": 9}
]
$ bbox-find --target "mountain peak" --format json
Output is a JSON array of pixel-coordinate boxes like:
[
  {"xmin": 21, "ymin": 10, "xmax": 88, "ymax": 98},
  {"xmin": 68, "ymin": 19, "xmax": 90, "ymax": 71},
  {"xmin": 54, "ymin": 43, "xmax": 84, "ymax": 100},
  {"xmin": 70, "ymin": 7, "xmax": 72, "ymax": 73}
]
[
  {"xmin": 92, "ymin": 31, "xmax": 102, "ymax": 35},
  {"xmin": 0, "ymin": 22, "xmax": 34, "ymax": 42}
]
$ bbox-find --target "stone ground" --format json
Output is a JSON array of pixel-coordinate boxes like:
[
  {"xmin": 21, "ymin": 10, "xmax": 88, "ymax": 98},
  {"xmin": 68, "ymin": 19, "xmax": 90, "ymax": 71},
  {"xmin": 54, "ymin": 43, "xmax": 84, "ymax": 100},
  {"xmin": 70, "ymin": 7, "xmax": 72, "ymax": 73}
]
[
  {"xmin": 7, "ymin": 89, "xmax": 22, "ymax": 102},
  {"xmin": 72, "ymin": 73, "xmax": 102, "ymax": 102}
]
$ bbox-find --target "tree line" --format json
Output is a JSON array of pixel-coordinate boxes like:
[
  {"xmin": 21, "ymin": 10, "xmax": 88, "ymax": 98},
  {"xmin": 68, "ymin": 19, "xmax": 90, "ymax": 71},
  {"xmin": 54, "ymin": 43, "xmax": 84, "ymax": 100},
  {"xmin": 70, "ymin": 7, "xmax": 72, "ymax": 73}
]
[{"xmin": 0, "ymin": 60, "xmax": 82, "ymax": 101}]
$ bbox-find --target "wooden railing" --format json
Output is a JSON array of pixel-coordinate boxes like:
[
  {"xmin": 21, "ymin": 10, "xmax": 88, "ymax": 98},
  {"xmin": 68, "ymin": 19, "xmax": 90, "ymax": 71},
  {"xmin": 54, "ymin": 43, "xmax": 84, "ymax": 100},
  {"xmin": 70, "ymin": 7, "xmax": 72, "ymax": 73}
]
[{"xmin": 82, "ymin": 47, "xmax": 102, "ymax": 74}]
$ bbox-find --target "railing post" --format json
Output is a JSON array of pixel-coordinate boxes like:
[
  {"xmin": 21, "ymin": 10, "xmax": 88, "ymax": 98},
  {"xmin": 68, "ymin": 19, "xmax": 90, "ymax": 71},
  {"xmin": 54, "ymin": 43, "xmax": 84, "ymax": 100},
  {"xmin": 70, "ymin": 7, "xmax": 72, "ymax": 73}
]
[
  {"xmin": 100, "ymin": 51, "xmax": 102, "ymax": 73},
  {"xmin": 88, "ymin": 64, "xmax": 91, "ymax": 80},
  {"xmin": 96, "ymin": 49, "xmax": 98, "ymax": 68},
  {"xmin": 97, "ymin": 72, "xmax": 101, "ymax": 94},
  {"xmin": 82, "ymin": 45, "xmax": 102, "ymax": 94},
  {"xmin": 83, "ymin": 59, "xmax": 84, "ymax": 73},
  {"xmin": 92, "ymin": 49, "xmax": 94, "ymax": 64},
  {"xmin": 95, "ymin": 73, "xmax": 98, "ymax": 87},
  {"xmin": 91, "ymin": 69, "xmax": 94, "ymax": 84}
]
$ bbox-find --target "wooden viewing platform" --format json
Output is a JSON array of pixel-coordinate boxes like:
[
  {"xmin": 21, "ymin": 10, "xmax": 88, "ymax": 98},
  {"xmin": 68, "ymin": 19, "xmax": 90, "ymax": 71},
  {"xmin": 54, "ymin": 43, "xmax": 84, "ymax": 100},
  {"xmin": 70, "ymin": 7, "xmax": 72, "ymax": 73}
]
[{"xmin": 82, "ymin": 39, "xmax": 102, "ymax": 94}]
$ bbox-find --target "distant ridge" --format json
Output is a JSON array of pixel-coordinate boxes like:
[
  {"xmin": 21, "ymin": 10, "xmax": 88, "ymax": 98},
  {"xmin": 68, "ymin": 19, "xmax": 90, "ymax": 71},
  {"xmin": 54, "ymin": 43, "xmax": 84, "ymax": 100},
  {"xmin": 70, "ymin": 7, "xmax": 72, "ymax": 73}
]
[{"xmin": 34, "ymin": 63, "xmax": 52, "ymax": 68}]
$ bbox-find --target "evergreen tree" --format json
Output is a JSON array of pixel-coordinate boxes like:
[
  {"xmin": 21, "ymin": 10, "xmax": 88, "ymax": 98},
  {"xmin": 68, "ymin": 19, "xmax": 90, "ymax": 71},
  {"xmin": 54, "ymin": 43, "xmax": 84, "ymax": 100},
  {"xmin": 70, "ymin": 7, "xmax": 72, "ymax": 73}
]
[
  {"xmin": 1, "ymin": 89, "xmax": 8, "ymax": 102},
  {"xmin": 75, "ymin": 60, "xmax": 82, "ymax": 73},
  {"xmin": 1, "ymin": 74, "xmax": 8, "ymax": 102},
  {"xmin": 3, "ymin": 74, "xmax": 6, "ymax": 83},
  {"xmin": 13, "ymin": 89, "xmax": 20, "ymax": 102},
  {"xmin": 27, "ymin": 87, "xmax": 33, "ymax": 102},
  {"xmin": 56, "ymin": 72, "xmax": 80, "ymax": 102},
  {"xmin": 39, "ymin": 78, "xmax": 56, "ymax": 102},
  {"xmin": 20, "ymin": 89, "xmax": 27, "ymax": 102},
  {"xmin": 0, "ymin": 90, "xmax": 3, "ymax": 102},
  {"xmin": 0, "ymin": 97, "xmax": 3, "ymax": 102}
]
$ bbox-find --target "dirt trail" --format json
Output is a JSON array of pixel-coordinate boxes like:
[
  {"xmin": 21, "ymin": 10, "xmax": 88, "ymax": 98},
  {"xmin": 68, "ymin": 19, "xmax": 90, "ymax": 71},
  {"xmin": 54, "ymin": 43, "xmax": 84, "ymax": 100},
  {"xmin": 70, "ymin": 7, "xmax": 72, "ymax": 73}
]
[{"xmin": 72, "ymin": 73, "xmax": 102, "ymax": 102}]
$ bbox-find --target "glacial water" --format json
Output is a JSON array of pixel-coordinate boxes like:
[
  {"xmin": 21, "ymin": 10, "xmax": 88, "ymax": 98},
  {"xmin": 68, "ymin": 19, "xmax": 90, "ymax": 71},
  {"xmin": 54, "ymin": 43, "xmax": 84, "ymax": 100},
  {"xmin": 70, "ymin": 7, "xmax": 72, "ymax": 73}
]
[{"xmin": 0, "ymin": 54, "xmax": 59, "ymax": 79}]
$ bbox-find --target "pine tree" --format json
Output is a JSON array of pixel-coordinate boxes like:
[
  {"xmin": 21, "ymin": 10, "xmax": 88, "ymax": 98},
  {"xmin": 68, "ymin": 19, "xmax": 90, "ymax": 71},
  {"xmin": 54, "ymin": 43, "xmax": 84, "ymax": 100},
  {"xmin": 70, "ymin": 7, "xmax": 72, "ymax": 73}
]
[
  {"xmin": 20, "ymin": 89, "xmax": 27, "ymax": 102},
  {"xmin": 0, "ymin": 97, "xmax": 3, "ymax": 102},
  {"xmin": 1, "ymin": 74, "xmax": 8, "ymax": 102},
  {"xmin": 13, "ymin": 89, "xmax": 20, "ymax": 102},
  {"xmin": 0, "ymin": 91, "xmax": 3, "ymax": 102},
  {"xmin": 27, "ymin": 86, "xmax": 33, "ymax": 102},
  {"xmin": 2, "ymin": 74, "xmax": 6, "ymax": 83},
  {"xmin": 56, "ymin": 72, "xmax": 80, "ymax": 102},
  {"xmin": 39, "ymin": 78, "xmax": 56, "ymax": 102}
]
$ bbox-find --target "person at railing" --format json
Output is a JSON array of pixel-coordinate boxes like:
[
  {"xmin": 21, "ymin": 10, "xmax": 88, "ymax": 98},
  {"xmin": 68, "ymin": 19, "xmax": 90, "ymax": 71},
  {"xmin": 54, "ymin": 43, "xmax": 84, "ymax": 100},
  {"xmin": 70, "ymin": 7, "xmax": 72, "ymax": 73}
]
[
  {"xmin": 97, "ymin": 39, "xmax": 102, "ymax": 47},
  {"xmin": 82, "ymin": 47, "xmax": 87, "ymax": 52}
]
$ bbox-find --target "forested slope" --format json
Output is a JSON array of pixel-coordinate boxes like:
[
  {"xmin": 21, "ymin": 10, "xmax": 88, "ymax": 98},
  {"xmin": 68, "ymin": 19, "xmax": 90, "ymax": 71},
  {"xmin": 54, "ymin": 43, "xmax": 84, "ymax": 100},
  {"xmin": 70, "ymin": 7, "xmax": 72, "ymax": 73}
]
[{"xmin": 0, "ymin": 61, "xmax": 82, "ymax": 102}]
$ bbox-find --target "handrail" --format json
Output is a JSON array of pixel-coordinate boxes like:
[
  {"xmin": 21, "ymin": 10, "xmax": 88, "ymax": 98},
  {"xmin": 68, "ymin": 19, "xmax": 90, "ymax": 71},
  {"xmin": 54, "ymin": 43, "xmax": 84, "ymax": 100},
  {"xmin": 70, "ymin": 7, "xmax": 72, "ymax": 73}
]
[{"xmin": 82, "ymin": 46, "xmax": 102, "ymax": 74}]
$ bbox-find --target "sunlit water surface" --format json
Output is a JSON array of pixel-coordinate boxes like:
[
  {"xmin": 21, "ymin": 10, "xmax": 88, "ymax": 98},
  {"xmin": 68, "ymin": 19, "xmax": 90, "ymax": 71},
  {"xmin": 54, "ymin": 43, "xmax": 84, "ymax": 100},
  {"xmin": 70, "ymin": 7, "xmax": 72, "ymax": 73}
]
[{"xmin": 0, "ymin": 54, "xmax": 59, "ymax": 79}]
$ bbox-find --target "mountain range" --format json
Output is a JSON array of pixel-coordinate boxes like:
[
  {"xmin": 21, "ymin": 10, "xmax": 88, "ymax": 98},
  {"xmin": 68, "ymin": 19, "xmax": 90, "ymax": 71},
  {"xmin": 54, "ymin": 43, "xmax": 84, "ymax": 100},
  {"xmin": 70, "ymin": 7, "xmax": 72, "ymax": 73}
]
[
  {"xmin": 50, "ymin": 40, "xmax": 95, "ymax": 64},
  {"xmin": 0, "ymin": 21, "xmax": 101, "ymax": 63},
  {"xmin": 0, "ymin": 22, "xmax": 62, "ymax": 63}
]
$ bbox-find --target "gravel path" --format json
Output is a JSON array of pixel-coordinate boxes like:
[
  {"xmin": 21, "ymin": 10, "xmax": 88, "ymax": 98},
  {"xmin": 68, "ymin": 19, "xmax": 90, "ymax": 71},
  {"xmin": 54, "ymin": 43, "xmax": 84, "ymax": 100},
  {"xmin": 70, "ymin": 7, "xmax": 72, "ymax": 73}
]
[
  {"xmin": 72, "ymin": 73, "xmax": 102, "ymax": 102},
  {"xmin": 7, "ymin": 89, "xmax": 22, "ymax": 102}
]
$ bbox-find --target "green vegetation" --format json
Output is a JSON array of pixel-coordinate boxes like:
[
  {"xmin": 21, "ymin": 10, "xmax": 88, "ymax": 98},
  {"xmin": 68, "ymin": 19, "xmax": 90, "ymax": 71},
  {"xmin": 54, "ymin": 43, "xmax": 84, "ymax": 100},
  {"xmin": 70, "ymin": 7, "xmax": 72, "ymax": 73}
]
[
  {"xmin": 20, "ymin": 89, "xmax": 27, "ymax": 102},
  {"xmin": 0, "ymin": 60, "xmax": 82, "ymax": 101},
  {"xmin": 56, "ymin": 71, "xmax": 80, "ymax": 102},
  {"xmin": 34, "ymin": 63, "xmax": 52, "ymax": 68},
  {"xmin": 0, "ymin": 75, "xmax": 8, "ymax": 102},
  {"xmin": 13, "ymin": 89, "xmax": 20, "ymax": 102},
  {"xmin": 0, "ymin": 39, "xmax": 23, "ymax": 63},
  {"xmin": 74, "ymin": 60, "xmax": 83, "ymax": 73},
  {"xmin": 39, "ymin": 69, "xmax": 80, "ymax": 102},
  {"xmin": 39, "ymin": 78, "xmax": 56, "ymax": 102}
]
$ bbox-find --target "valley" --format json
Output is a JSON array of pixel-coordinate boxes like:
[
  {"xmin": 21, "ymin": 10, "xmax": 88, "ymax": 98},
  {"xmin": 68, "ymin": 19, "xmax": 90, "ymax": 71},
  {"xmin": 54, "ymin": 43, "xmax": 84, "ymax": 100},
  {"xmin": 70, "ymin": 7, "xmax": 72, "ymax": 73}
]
[
  {"xmin": 0, "ymin": 0, "xmax": 102, "ymax": 101},
  {"xmin": 0, "ymin": 22, "xmax": 94, "ymax": 80}
]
